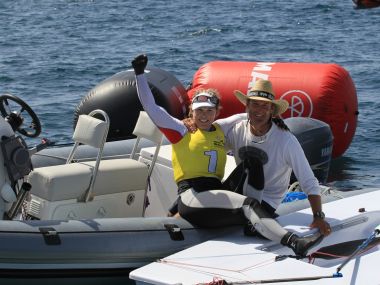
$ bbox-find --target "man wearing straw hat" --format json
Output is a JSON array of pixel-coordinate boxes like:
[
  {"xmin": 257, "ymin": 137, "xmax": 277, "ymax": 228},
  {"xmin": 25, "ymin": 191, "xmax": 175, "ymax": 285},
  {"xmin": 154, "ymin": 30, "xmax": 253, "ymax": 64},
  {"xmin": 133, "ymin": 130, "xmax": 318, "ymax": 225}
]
[{"xmin": 225, "ymin": 79, "xmax": 331, "ymax": 238}]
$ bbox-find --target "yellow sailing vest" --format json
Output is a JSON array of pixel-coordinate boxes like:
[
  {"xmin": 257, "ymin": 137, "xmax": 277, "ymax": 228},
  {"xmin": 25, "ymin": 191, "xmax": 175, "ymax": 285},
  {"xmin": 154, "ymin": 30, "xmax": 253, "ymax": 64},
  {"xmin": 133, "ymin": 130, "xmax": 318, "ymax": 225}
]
[{"xmin": 172, "ymin": 124, "xmax": 226, "ymax": 183}]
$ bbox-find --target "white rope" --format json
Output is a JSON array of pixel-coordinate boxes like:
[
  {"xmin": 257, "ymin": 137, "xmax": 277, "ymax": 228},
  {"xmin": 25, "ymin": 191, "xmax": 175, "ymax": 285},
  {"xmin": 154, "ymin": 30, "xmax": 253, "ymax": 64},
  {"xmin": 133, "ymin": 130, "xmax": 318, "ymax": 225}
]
[{"xmin": 287, "ymin": 181, "xmax": 301, "ymax": 192}]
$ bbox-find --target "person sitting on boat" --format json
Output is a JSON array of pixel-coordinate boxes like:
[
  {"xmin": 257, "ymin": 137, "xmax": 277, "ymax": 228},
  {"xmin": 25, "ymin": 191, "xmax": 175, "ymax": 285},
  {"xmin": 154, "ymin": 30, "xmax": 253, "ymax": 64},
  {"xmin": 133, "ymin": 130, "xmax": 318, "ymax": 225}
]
[
  {"xmin": 132, "ymin": 54, "xmax": 326, "ymax": 257},
  {"xmin": 183, "ymin": 78, "xmax": 331, "ymax": 243},
  {"xmin": 215, "ymin": 79, "xmax": 331, "ymax": 238}
]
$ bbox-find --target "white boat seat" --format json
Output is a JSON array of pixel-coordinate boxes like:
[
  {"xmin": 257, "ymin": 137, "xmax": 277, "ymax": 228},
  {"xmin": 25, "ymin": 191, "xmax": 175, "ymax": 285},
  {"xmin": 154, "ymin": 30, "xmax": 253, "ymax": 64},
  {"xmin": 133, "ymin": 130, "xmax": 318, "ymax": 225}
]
[
  {"xmin": 28, "ymin": 159, "xmax": 149, "ymax": 201},
  {"xmin": 28, "ymin": 111, "xmax": 163, "ymax": 204}
]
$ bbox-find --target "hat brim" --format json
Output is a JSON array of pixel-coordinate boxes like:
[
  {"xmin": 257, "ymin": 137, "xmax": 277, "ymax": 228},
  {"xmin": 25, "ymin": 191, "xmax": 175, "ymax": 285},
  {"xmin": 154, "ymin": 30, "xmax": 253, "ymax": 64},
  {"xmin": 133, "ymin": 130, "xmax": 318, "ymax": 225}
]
[
  {"xmin": 234, "ymin": 90, "xmax": 289, "ymax": 116},
  {"xmin": 191, "ymin": 101, "xmax": 216, "ymax": 110}
]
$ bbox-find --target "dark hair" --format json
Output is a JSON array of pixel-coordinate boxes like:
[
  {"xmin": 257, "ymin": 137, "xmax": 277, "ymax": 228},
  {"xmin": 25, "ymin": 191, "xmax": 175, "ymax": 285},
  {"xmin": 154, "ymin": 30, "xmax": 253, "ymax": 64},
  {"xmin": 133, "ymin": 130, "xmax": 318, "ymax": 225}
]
[{"xmin": 272, "ymin": 117, "xmax": 289, "ymax": 131}]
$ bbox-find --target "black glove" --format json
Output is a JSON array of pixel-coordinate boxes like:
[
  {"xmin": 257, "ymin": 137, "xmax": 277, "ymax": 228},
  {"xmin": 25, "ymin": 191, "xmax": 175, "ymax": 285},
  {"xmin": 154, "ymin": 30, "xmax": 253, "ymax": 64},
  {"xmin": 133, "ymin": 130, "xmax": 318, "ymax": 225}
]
[
  {"xmin": 131, "ymin": 54, "xmax": 148, "ymax": 75},
  {"xmin": 245, "ymin": 157, "xmax": 264, "ymax": 190}
]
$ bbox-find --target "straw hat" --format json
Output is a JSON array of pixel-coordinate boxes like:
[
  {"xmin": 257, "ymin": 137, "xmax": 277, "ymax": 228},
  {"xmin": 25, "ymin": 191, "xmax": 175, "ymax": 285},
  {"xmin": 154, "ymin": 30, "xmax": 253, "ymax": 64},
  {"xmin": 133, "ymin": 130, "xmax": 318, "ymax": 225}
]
[{"xmin": 234, "ymin": 79, "xmax": 289, "ymax": 116}]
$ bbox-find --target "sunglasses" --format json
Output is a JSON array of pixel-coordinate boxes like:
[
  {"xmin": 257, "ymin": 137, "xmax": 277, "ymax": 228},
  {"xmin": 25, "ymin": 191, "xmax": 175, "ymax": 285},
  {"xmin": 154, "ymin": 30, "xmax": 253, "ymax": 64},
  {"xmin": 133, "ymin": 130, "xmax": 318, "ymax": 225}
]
[{"xmin": 192, "ymin": 93, "xmax": 219, "ymax": 105}]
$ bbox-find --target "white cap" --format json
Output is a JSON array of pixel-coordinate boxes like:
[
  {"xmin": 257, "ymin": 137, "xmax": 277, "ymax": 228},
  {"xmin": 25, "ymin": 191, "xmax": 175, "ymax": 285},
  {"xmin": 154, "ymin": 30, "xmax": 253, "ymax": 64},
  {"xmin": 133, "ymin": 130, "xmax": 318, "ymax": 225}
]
[{"xmin": 191, "ymin": 93, "xmax": 218, "ymax": 110}]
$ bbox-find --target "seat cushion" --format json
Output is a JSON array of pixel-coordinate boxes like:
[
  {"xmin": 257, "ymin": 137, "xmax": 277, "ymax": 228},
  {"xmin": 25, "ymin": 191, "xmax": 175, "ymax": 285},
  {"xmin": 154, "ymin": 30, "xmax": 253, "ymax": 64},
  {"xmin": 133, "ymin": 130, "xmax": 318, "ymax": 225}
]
[
  {"xmin": 89, "ymin": 159, "xmax": 149, "ymax": 195},
  {"xmin": 28, "ymin": 159, "xmax": 149, "ymax": 201}
]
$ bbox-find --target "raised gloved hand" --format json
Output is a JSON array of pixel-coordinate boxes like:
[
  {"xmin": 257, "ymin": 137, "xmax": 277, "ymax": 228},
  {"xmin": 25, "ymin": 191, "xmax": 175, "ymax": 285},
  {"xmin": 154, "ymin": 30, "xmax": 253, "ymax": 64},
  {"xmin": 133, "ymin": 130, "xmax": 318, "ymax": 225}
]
[{"xmin": 131, "ymin": 54, "xmax": 148, "ymax": 75}]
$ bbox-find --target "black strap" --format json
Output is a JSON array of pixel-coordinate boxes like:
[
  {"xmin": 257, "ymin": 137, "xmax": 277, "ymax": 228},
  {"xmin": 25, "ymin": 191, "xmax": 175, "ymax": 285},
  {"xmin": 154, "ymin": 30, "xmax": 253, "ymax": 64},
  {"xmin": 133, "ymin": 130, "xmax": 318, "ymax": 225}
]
[
  {"xmin": 39, "ymin": 227, "xmax": 61, "ymax": 245},
  {"xmin": 164, "ymin": 224, "xmax": 184, "ymax": 241}
]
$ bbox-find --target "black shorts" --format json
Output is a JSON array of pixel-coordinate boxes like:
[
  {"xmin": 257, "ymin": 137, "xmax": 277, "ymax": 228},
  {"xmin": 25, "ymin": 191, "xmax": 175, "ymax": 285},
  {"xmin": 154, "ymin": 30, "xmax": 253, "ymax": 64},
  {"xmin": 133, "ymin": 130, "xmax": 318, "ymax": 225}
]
[{"xmin": 168, "ymin": 177, "xmax": 224, "ymax": 215}]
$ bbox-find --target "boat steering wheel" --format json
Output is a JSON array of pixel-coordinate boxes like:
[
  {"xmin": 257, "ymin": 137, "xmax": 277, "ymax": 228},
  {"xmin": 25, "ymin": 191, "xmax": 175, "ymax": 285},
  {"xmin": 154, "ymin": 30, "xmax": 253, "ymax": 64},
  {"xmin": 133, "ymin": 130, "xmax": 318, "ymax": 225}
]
[{"xmin": 0, "ymin": 94, "xmax": 41, "ymax": 138}]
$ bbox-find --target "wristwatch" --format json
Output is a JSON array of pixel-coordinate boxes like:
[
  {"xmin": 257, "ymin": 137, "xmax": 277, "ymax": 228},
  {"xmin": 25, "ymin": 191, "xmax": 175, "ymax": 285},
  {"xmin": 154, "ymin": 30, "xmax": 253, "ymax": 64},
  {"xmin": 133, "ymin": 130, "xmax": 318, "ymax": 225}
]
[{"xmin": 313, "ymin": 211, "xmax": 325, "ymax": 219}]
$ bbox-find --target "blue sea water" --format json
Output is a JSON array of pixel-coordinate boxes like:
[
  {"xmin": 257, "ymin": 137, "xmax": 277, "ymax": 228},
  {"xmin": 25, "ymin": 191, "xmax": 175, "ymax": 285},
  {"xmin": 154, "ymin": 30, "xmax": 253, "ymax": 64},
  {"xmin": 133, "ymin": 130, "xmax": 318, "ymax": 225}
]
[{"xmin": 1, "ymin": 0, "xmax": 379, "ymax": 193}]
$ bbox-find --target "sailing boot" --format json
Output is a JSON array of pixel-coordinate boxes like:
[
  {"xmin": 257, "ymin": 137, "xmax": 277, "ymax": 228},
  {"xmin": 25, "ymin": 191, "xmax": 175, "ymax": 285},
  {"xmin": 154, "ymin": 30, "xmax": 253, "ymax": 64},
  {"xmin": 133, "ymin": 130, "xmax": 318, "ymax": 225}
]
[{"xmin": 281, "ymin": 232, "xmax": 324, "ymax": 257}]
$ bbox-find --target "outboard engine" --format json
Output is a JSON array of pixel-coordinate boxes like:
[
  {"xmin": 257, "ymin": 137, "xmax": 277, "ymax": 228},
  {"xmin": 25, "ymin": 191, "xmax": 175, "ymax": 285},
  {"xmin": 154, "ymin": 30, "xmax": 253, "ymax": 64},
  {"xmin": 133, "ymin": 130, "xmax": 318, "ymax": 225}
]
[{"xmin": 285, "ymin": 117, "xmax": 333, "ymax": 184}]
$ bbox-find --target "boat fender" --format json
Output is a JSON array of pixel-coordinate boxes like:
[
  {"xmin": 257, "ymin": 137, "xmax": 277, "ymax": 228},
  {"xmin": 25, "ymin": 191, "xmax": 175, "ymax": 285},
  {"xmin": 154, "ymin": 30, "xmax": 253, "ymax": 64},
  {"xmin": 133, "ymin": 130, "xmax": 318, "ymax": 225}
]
[
  {"xmin": 164, "ymin": 224, "xmax": 184, "ymax": 241},
  {"xmin": 39, "ymin": 227, "xmax": 61, "ymax": 245},
  {"xmin": 75, "ymin": 67, "xmax": 189, "ymax": 141}
]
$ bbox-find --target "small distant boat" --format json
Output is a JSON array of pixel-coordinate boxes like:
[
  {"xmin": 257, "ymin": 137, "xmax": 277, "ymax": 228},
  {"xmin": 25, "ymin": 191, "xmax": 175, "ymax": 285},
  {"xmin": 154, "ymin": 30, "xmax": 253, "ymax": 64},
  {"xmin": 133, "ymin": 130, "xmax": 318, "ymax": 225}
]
[{"xmin": 353, "ymin": 0, "xmax": 380, "ymax": 9}]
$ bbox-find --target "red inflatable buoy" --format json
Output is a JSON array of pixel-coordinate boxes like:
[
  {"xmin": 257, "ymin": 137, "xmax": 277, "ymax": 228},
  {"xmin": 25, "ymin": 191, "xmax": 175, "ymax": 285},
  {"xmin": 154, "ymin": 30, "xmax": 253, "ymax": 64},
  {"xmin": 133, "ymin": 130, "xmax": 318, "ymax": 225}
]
[{"xmin": 188, "ymin": 61, "xmax": 358, "ymax": 158}]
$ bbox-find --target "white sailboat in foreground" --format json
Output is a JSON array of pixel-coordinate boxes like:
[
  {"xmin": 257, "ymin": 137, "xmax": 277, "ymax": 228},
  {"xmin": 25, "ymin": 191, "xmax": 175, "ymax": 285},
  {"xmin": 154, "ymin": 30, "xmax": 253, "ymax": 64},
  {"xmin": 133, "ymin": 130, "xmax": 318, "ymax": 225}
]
[{"xmin": 130, "ymin": 189, "xmax": 380, "ymax": 285}]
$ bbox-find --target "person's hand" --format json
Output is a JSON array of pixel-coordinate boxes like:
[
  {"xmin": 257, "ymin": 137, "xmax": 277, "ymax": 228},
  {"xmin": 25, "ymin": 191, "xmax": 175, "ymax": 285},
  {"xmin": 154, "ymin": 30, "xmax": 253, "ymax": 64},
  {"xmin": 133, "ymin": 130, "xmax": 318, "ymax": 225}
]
[
  {"xmin": 131, "ymin": 54, "xmax": 148, "ymax": 75},
  {"xmin": 182, "ymin": 117, "xmax": 197, "ymax": 133},
  {"xmin": 310, "ymin": 218, "xmax": 331, "ymax": 236}
]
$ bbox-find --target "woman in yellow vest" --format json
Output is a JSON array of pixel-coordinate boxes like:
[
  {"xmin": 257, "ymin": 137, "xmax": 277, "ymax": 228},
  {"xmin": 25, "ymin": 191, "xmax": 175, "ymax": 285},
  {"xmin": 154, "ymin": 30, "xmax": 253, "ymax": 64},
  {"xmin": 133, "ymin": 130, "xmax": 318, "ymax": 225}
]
[{"xmin": 132, "ymin": 54, "xmax": 323, "ymax": 258}]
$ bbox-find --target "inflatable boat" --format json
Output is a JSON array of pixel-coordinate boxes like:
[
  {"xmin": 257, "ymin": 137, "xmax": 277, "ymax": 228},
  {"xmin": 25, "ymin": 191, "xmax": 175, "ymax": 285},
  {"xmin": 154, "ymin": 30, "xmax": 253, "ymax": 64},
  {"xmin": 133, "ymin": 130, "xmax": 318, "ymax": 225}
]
[{"xmin": 0, "ymin": 61, "xmax": 362, "ymax": 284}]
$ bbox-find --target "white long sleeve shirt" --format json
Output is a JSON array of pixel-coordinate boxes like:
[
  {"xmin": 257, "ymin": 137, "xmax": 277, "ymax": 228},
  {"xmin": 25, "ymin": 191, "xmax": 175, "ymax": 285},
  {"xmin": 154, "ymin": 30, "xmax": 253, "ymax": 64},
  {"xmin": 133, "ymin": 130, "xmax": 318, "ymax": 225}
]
[{"xmin": 216, "ymin": 118, "xmax": 321, "ymax": 209}]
